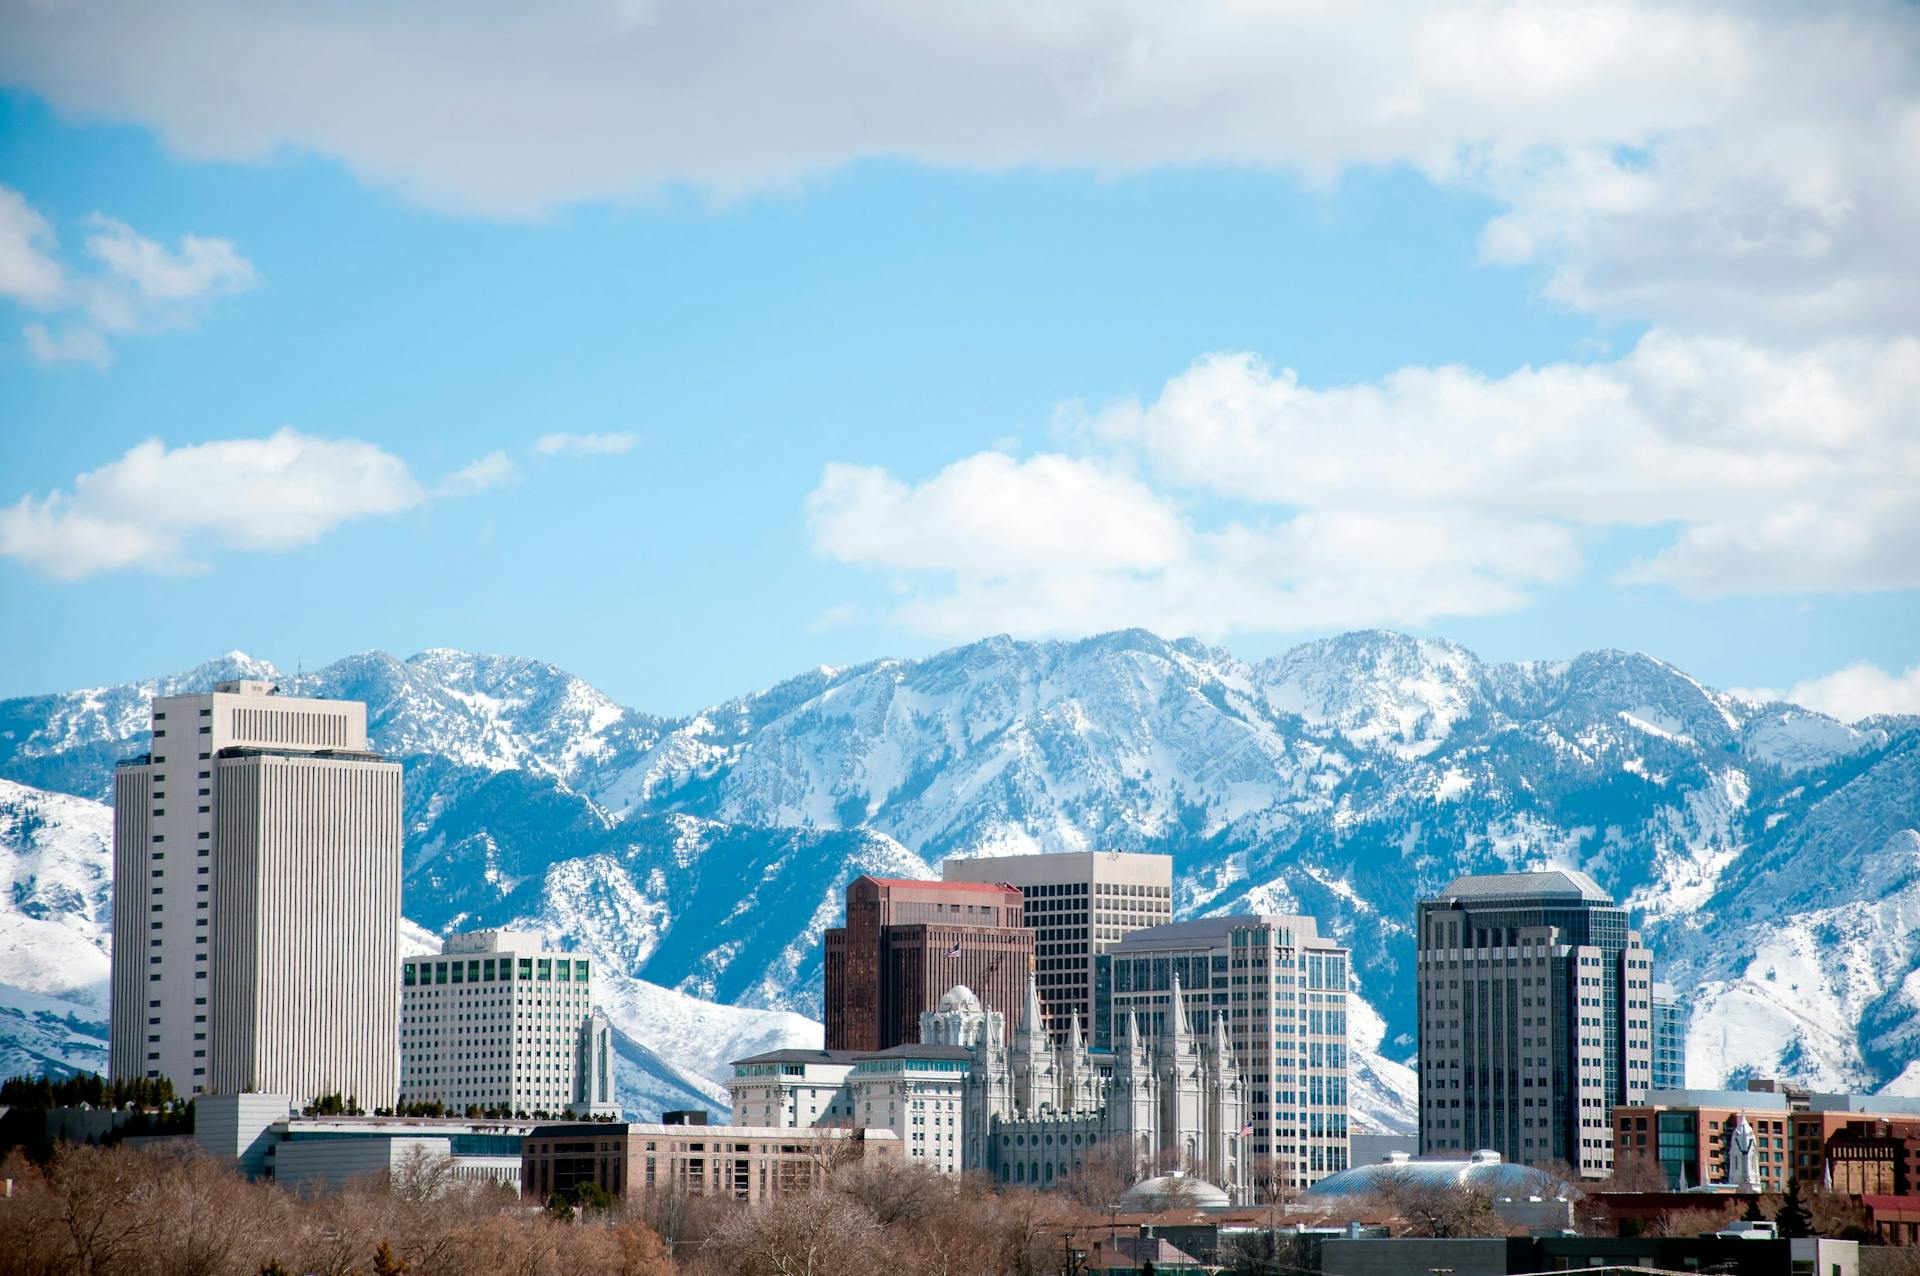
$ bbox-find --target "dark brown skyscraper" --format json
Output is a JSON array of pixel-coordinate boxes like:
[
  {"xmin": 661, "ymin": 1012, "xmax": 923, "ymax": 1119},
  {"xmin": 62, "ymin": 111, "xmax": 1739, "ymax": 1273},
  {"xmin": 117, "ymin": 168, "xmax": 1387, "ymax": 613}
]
[{"xmin": 824, "ymin": 876, "xmax": 1034, "ymax": 1052}]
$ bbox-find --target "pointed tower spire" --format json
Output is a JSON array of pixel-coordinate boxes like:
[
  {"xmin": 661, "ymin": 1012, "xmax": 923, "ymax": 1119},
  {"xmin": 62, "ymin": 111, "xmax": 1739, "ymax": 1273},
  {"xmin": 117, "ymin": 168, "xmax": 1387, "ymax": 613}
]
[
  {"xmin": 1169, "ymin": 971, "xmax": 1191, "ymax": 1050},
  {"xmin": 1014, "ymin": 973, "xmax": 1049, "ymax": 1058},
  {"xmin": 1068, "ymin": 1008, "xmax": 1084, "ymax": 1054},
  {"xmin": 1120, "ymin": 1008, "xmax": 1144, "ymax": 1068}
]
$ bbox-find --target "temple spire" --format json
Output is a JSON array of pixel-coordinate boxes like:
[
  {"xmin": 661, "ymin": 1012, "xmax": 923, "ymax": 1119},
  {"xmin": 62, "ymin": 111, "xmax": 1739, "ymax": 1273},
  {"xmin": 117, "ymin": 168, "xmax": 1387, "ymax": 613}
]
[
  {"xmin": 1015, "ymin": 974, "xmax": 1048, "ymax": 1054},
  {"xmin": 1169, "ymin": 972, "xmax": 1191, "ymax": 1050},
  {"xmin": 1068, "ymin": 1008, "xmax": 1084, "ymax": 1054}
]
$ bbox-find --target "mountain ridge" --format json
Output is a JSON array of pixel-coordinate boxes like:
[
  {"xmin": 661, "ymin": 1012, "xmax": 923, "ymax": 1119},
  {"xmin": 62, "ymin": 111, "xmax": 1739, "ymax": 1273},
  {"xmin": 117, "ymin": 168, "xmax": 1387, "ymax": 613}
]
[{"xmin": 3, "ymin": 628, "xmax": 1916, "ymax": 1125}]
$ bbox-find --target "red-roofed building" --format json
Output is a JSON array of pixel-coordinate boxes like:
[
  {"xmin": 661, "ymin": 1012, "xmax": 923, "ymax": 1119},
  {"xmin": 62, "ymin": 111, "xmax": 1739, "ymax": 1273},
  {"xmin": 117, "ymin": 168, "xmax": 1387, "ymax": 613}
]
[{"xmin": 825, "ymin": 875, "xmax": 1034, "ymax": 1052}]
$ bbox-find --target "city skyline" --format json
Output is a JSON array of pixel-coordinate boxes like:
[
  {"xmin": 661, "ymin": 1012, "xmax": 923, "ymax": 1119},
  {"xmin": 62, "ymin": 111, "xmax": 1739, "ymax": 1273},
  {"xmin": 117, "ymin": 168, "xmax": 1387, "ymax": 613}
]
[{"xmin": 4, "ymin": 3, "xmax": 1918, "ymax": 1247}]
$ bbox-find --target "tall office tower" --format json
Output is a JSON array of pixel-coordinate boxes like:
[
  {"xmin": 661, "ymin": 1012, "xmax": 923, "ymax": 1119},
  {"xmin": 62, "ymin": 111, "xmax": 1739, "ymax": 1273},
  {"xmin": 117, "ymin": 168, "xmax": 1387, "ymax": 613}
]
[
  {"xmin": 824, "ymin": 876, "xmax": 1034, "ymax": 1052},
  {"xmin": 400, "ymin": 930, "xmax": 618, "ymax": 1117},
  {"xmin": 1104, "ymin": 915, "xmax": 1350, "ymax": 1190},
  {"xmin": 110, "ymin": 680, "xmax": 402, "ymax": 1106},
  {"xmin": 1651, "ymin": 983, "xmax": 1687, "ymax": 1093},
  {"xmin": 942, "ymin": 851, "xmax": 1173, "ymax": 1047},
  {"xmin": 1416, "ymin": 870, "xmax": 1655, "ymax": 1178}
]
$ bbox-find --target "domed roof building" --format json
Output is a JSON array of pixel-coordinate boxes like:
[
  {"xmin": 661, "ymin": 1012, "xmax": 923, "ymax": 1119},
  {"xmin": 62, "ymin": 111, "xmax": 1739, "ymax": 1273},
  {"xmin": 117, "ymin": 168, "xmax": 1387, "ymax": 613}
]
[
  {"xmin": 1304, "ymin": 1149, "xmax": 1556, "ymax": 1199},
  {"xmin": 937, "ymin": 986, "xmax": 981, "ymax": 1013},
  {"xmin": 1117, "ymin": 1172, "xmax": 1233, "ymax": 1210}
]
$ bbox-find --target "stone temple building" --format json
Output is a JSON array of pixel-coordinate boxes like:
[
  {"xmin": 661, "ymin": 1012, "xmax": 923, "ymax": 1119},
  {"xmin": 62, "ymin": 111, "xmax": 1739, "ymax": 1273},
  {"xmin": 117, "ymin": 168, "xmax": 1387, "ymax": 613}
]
[{"xmin": 921, "ymin": 975, "xmax": 1249, "ymax": 1202}]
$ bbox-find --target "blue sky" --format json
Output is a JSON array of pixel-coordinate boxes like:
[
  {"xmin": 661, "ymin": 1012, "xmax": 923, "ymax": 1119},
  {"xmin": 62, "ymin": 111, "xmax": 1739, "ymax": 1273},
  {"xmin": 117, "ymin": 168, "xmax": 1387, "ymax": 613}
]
[{"xmin": 1, "ymin": 4, "xmax": 1916, "ymax": 719}]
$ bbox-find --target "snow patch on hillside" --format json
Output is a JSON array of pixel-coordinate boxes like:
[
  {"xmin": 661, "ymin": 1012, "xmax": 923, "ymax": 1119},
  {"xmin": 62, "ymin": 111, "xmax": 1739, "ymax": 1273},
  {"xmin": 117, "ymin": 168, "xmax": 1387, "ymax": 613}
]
[{"xmin": 0, "ymin": 780, "xmax": 112, "ymax": 1002}]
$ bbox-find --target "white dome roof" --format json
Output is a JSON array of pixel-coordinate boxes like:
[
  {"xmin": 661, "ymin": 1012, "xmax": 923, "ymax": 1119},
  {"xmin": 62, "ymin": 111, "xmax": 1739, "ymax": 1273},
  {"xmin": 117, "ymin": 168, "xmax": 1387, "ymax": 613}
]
[
  {"xmin": 937, "ymin": 985, "xmax": 981, "ymax": 1013},
  {"xmin": 1117, "ymin": 1173, "xmax": 1231, "ymax": 1209}
]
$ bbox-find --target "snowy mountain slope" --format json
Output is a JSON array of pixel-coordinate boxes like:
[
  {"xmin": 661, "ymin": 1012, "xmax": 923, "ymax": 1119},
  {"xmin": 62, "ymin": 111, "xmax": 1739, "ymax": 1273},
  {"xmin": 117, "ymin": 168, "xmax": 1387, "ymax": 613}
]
[
  {"xmin": 0, "ymin": 982, "xmax": 107, "ymax": 1079},
  {"xmin": 0, "ymin": 778, "xmax": 806, "ymax": 1118},
  {"xmin": 0, "ymin": 652, "xmax": 278, "ymax": 802},
  {"xmin": 1672, "ymin": 736, "xmax": 1920, "ymax": 1090},
  {"xmin": 2, "ymin": 630, "xmax": 1914, "ymax": 1118},
  {"xmin": 0, "ymin": 779, "xmax": 112, "ymax": 1002}
]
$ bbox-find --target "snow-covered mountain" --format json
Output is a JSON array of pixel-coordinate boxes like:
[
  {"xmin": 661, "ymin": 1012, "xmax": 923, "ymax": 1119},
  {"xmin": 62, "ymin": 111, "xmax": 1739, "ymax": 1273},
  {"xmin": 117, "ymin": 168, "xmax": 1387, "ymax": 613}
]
[{"xmin": 3, "ymin": 630, "xmax": 1916, "ymax": 1127}]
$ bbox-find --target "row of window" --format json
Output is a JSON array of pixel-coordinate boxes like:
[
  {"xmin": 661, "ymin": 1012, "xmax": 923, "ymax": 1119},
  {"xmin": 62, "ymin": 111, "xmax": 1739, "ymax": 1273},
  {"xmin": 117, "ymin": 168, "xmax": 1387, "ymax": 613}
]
[{"xmin": 402, "ymin": 956, "xmax": 589, "ymax": 985}]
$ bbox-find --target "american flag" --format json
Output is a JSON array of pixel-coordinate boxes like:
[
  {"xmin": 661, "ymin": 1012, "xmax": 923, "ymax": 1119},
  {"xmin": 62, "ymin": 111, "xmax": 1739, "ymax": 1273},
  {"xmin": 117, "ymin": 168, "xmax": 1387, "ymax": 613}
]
[
  {"xmin": 946, "ymin": 941, "xmax": 963, "ymax": 958},
  {"xmin": 1239, "ymin": 1122, "xmax": 1254, "ymax": 1138}
]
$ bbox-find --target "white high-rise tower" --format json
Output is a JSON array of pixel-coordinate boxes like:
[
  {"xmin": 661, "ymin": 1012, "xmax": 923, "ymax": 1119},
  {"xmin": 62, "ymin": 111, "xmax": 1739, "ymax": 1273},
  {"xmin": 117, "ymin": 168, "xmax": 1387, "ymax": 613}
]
[
  {"xmin": 400, "ymin": 929, "xmax": 619, "ymax": 1117},
  {"xmin": 110, "ymin": 679, "xmax": 402, "ymax": 1108}
]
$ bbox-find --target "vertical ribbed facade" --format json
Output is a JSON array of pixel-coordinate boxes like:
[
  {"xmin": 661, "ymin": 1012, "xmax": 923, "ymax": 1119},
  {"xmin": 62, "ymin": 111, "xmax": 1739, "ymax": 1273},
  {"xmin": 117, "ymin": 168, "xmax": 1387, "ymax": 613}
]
[
  {"xmin": 825, "ymin": 876, "xmax": 1034, "ymax": 1052},
  {"xmin": 211, "ymin": 754, "xmax": 402, "ymax": 1108},
  {"xmin": 108, "ymin": 767, "xmax": 153, "ymax": 1082},
  {"xmin": 109, "ymin": 679, "xmax": 399, "ymax": 1106}
]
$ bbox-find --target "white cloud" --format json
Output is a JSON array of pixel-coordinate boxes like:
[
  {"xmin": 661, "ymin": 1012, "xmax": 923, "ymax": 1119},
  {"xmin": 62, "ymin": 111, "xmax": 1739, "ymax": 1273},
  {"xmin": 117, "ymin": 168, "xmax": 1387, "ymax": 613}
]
[
  {"xmin": 811, "ymin": 328, "xmax": 1920, "ymax": 637},
  {"xmin": 807, "ymin": 452, "xmax": 1579, "ymax": 639},
  {"xmin": 438, "ymin": 450, "xmax": 518, "ymax": 496},
  {"xmin": 0, "ymin": 429, "xmax": 424, "ymax": 581},
  {"xmin": 0, "ymin": 3, "xmax": 1912, "ymax": 337},
  {"xmin": 534, "ymin": 432, "xmax": 637, "ymax": 456},
  {"xmin": 23, "ymin": 322, "xmax": 111, "ymax": 368},
  {"xmin": 809, "ymin": 454, "xmax": 1187, "ymax": 577},
  {"xmin": 1090, "ymin": 333, "xmax": 1920, "ymax": 596},
  {"xmin": 1740, "ymin": 662, "xmax": 1920, "ymax": 724},
  {"xmin": 82, "ymin": 215, "xmax": 260, "ymax": 302},
  {"xmin": 0, "ymin": 185, "xmax": 259, "ymax": 366},
  {"xmin": 0, "ymin": 185, "xmax": 66, "ymax": 306}
]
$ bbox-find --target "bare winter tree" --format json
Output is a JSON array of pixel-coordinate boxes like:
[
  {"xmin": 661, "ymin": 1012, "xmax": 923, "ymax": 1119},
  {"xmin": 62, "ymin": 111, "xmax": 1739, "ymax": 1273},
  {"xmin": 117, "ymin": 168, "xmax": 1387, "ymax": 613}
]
[
  {"xmin": 1650, "ymin": 1204, "xmax": 1740, "ymax": 1238},
  {"xmin": 829, "ymin": 1158, "xmax": 952, "ymax": 1226},
  {"xmin": 1602, "ymin": 1152, "xmax": 1670, "ymax": 1194},
  {"xmin": 1803, "ymin": 1184, "xmax": 1875, "ymax": 1242},
  {"xmin": 705, "ymin": 1190, "xmax": 883, "ymax": 1276},
  {"xmin": 45, "ymin": 1142, "xmax": 155, "ymax": 1275},
  {"xmin": 1255, "ymin": 1156, "xmax": 1301, "ymax": 1205},
  {"xmin": 989, "ymin": 1188, "xmax": 1069, "ymax": 1276},
  {"xmin": 1059, "ymin": 1139, "xmax": 1146, "ymax": 1209},
  {"xmin": 1370, "ymin": 1169, "xmax": 1506, "ymax": 1238}
]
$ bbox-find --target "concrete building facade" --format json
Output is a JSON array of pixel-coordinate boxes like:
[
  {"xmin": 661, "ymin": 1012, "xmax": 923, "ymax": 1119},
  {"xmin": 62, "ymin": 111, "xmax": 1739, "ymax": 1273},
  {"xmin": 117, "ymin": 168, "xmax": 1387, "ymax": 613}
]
[
  {"xmin": 400, "ymin": 929, "xmax": 617, "ymax": 1117},
  {"xmin": 726, "ymin": 1049, "xmax": 858, "ymax": 1126},
  {"xmin": 520, "ymin": 1121, "xmax": 901, "ymax": 1204},
  {"xmin": 193, "ymin": 1092, "xmax": 534, "ymax": 1192},
  {"xmin": 849, "ymin": 1042, "xmax": 973, "ymax": 1172},
  {"xmin": 942, "ymin": 851, "xmax": 1173, "ymax": 1047},
  {"xmin": 110, "ymin": 680, "xmax": 402, "ymax": 1107},
  {"xmin": 823, "ymin": 875, "xmax": 1033, "ymax": 1052},
  {"xmin": 1416, "ymin": 869, "xmax": 1654, "ymax": 1178},
  {"xmin": 1103, "ymin": 914, "xmax": 1351, "ymax": 1189}
]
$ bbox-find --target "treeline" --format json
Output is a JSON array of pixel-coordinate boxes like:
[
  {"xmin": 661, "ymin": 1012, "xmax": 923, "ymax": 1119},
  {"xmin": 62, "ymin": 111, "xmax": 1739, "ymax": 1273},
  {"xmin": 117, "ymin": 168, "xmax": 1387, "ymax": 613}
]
[
  {"xmin": 0, "ymin": 1073, "xmax": 178, "ymax": 1110},
  {"xmin": 0, "ymin": 1142, "xmax": 671, "ymax": 1276},
  {"xmin": 0, "ymin": 1141, "xmax": 1175, "ymax": 1276}
]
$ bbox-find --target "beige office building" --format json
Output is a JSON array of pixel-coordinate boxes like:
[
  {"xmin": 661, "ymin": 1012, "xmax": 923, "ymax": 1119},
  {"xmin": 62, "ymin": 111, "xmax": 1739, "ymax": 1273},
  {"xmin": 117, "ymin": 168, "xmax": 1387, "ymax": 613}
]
[
  {"xmin": 942, "ymin": 850, "xmax": 1172, "ymax": 1046},
  {"xmin": 110, "ymin": 680, "xmax": 402, "ymax": 1108},
  {"xmin": 401, "ymin": 929, "xmax": 618, "ymax": 1117},
  {"xmin": 521, "ymin": 1121, "xmax": 902, "ymax": 1204}
]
